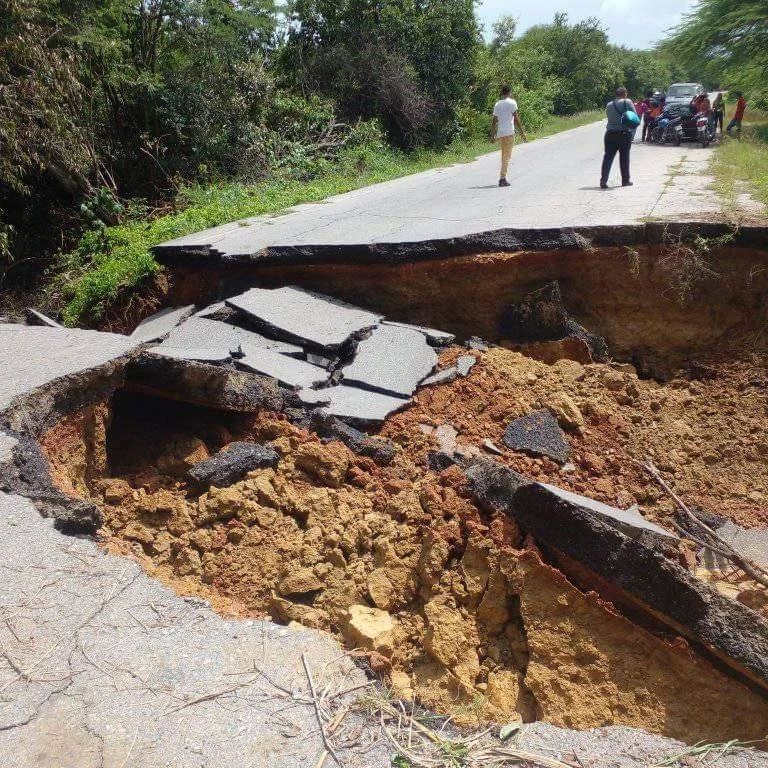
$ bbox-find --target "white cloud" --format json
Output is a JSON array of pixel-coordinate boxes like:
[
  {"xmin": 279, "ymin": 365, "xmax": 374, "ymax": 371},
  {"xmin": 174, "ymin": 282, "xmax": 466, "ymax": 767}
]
[{"xmin": 477, "ymin": 0, "xmax": 697, "ymax": 48}]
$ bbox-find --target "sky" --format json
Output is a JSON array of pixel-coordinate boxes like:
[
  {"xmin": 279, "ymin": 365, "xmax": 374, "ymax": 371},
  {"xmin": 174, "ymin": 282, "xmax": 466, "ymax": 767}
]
[{"xmin": 477, "ymin": 0, "xmax": 698, "ymax": 49}]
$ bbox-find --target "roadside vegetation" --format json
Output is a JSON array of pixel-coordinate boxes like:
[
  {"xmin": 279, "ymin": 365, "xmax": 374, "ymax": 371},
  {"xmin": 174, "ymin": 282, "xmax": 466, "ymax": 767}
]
[
  {"xmin": 663, "ymin": 1, "xmax": 768, "ymax": 217},
  {"xmin": 713, "ymin": 118, "xmax": 768, "ymax": 214},
  {"xmin": 2, "ymin": 1, "xmax": 685, "ymax": 326}
]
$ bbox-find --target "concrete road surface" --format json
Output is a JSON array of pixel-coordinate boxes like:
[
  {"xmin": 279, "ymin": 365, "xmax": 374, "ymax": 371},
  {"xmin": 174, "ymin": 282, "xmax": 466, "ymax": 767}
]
[{"xmin": 157, "ymin": 120, "xmax": 743, "ymax": 259}]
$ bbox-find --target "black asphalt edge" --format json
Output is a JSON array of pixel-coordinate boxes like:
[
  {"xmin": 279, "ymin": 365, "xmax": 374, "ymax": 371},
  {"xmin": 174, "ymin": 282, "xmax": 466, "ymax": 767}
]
[
  {"xmin": 0, "ymin": 356, "xmax": 132, "ymax": 533},
  {"xmin": 465, "ymin": 458, "xmax": 768, "ymax": 695},
  {"xmin": 152, "ymin": 222, "xmax": 768, "ymax": 269}
]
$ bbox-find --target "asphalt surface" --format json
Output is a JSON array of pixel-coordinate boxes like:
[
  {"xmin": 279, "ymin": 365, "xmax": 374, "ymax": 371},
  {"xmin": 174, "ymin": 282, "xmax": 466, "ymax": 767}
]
[{"xmin": 158, "ymin": 120, "xmax": 730, "ymax": 258}]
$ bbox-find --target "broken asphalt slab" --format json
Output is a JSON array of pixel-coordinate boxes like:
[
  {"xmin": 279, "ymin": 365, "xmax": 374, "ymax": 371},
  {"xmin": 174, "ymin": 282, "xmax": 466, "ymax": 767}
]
[
  {"xmin": 149, "ymin": 346, "xmax": 234, "ymax": 363},
  {"xmin": 538, "ymin": 482, "xmax": 678, "ymax": 548},
  {"xmin": 309, "ymin": 412, "xmax": 395, "ymax": 464},
  {"xmin": 159, "ymin": 315, "xmax": 304, "ymax": 358},
  {"xmin": 129, "ymin": 305, "xmax": 195, "ymax": 344},
  {"xmin": 381, "ymin": 320, "xmax": 455, "ymax": 347},
  {"xmin": 236, "ymin": 345, "xmax": 329, "ymax": 390},
  {"xmin": 0, "ymin": 326, "xmax": 134, "ymax": 422},
  {"xmin": 466, "ymin": 459, "xmax": 768, "ymax": 694},
  {"xmin": 226, "ymin": 286, "xmax": 382, "ymax": 351},
  {"xmin": 188, "ymin": 442, "xmax": 279, "ymax": 487},
  {"xmin": 127, "ymin": 354, "xmax": 285, "ymax": 413},
  {"xmin": 503, "ymin": 409, "xmax": 570, "ymax": 465},
  {"xmin": 341, "ymin": 323, "xmax": 437, "ymax": 397},
  {"xmin": 300, "ymin": 385, "xmax": 410, "ymax": 425}
]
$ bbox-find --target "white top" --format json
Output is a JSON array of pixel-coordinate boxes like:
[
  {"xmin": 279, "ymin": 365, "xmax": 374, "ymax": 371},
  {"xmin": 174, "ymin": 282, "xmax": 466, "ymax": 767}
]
[{"xmin": 493, "ymin": 97, "xmax": 518, "ymax": 138}]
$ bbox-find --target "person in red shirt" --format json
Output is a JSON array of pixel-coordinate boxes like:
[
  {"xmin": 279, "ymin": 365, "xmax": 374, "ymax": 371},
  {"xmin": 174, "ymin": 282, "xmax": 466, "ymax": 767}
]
[{"xmin": 727, "ymin": 92, "xmax": 747, "ymax": 137}]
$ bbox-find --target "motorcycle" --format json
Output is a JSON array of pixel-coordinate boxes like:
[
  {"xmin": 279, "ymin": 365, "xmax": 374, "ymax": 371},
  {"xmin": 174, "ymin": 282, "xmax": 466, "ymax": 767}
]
[{"xmin": 678, "ymin": 110, "xmax": 714, "ymax": 147}]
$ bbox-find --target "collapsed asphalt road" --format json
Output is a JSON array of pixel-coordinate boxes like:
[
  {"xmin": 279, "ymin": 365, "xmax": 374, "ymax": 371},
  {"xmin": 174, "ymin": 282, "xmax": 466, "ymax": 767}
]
[{"xmin": 4, "ymin": 267, "xmax": 768, "ymax": 767}]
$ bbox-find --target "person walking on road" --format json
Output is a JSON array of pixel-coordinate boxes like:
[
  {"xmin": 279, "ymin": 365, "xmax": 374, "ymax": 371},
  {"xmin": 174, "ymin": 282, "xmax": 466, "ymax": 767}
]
[
  {"xmin": 600, "ymin": 87, "xmax": 638, "ymax": 189},
  {"xmin": 491, "ymin": 85, "xmax": 527, "ymax": 188},
  {"xmin": 726, "ymin": 92, "xmax": 747, "ymax": 138}
]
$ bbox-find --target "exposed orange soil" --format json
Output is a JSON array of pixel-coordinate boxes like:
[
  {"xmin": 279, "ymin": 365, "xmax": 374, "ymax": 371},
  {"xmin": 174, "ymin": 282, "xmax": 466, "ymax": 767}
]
[{"xmin": 39, "ymin": 345, "xmax": 768, "ymax": 744}]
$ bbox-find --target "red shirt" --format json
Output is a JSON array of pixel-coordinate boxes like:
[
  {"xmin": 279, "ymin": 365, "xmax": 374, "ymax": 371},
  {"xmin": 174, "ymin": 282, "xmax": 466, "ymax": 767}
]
[{"xmin": 735, "ymin": 97, "xmax": 746, "ymax": 120}]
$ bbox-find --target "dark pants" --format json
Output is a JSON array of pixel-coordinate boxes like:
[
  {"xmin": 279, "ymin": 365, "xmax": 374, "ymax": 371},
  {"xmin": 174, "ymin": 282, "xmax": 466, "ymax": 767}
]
[{"xmin": 600, "ymin": 131, "xmax": 632, "ymax": 185}]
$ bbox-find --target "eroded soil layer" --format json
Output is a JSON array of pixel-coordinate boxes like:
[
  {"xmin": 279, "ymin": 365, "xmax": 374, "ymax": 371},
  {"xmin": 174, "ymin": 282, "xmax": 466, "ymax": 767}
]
[
  {"xmin": 149, "ymin": 244, "xmax": 768, "ymax": 378},
  {"xmin": 40, "ymin": 344, "xmax": 768, "ymax": 744}
]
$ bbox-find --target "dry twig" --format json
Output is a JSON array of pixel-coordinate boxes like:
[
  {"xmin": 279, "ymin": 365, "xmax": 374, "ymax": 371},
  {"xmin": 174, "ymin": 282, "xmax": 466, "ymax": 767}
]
[{"xmin": 639, "ymin": 459, "xmax": 768, "ymax": 588}]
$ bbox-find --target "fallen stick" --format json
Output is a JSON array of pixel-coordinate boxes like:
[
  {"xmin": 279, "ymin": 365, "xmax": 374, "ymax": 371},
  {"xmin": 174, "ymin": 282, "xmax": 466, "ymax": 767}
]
[
  {"xmin": 639, "ymin": 459, "xmax": 768, "ymax": 589},
  {"xmin": 302, "ymin": 653, "xmax": 343, "ymax": 768}
]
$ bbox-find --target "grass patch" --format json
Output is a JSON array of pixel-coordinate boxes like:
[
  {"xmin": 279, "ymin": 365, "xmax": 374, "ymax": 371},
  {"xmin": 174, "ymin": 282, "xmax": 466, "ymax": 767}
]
[
  {"xmin": 712, "ymin": 112, "xmax": 768, "ymax": 214},
  {"xmin": 51, "ymin": 110, "xmax": 601, "ymax": 326}
]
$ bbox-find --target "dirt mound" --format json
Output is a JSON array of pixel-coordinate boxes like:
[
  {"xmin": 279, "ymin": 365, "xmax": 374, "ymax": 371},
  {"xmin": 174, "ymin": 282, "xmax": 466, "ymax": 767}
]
[{"xmin": 41, "ymin": 346, "xmax": 768, "ymax": 743}]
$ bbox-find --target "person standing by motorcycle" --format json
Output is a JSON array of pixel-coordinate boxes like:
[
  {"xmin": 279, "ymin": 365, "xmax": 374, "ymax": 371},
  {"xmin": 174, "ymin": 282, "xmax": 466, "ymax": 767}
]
[
  {"xmin": 636, "ymin": 91, "xmax": 651, "ymax": 141},
  {"xmin": 712, "ymin": 91, "xmax": 725, "ymax": 135},
  {"xmin": 600, "ymin": 87, "xmax": 639, "ymax": 189}
]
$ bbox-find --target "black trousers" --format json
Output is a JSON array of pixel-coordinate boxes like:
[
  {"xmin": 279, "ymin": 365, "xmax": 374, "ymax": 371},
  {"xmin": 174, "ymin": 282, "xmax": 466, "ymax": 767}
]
[{"xmin": 600, "ymin": 131, "xmax": 632, "ymax": 185}]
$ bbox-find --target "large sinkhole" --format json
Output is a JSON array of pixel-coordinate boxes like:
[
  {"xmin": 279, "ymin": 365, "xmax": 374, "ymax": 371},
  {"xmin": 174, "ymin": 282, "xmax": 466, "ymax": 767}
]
[{"xmin": 39, "ymin": 239, "xmax": 768, "ymax": 746}]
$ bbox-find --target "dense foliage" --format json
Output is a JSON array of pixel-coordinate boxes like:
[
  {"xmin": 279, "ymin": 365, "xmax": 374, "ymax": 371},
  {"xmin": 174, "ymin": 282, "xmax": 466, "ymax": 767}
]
[
  {"xmin": 663, "ymin": 0, "xmax": 768, "ymax": 106},
  {"xmin": 0, "ymin": 2, "xmax": 685, "ymax": 305}
]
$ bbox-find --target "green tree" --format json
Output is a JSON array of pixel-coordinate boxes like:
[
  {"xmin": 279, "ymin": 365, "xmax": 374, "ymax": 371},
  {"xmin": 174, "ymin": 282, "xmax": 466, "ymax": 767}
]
[
  {"xmin": 663, "ymin": 0, "xmax": 768, "ymax": 102},
  {"xmin": 281, "ymin": 0, "xmax": 479, "ymax": 148}
]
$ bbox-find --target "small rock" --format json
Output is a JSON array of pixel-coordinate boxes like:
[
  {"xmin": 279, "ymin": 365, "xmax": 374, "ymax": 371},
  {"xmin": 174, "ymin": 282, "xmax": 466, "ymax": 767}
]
[
  {"xmin": 295, "ymin": 441, "xmax": 350, "ymax": 487},
  {"xmin": 344, "ymin": 605, "xmax": 397, "ymax": 654},
  {"xmin": 278, "ymin": 568, "xmax": 324, "ymax": 596},
  {"xmin": 546, "ymin": 393, "xmax": 584, "ymax": 432},
  {"xmin": 482, "ymin": 439, "xmax": 503, "ymax": 456}
]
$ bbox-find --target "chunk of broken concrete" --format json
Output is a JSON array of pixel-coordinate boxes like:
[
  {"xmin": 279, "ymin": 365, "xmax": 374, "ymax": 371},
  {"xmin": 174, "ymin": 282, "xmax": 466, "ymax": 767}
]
[
  {"xmin": 500, "ymin": 281, "xmax": 609, "ymax": 362},
  {"xmin": 300, "ymin": 385, "xmax": 409, "ymax": 425},
  {"xmin": 236, "ymin": 345, "xmax": 329, "ymax": 390},
  {"xmin": 466, "ymin": 336, "xmax": 489, "ymax": 351},
  {"xmin": 161, "ymin": 316, "xmax": 303, "ymax": 357},
  {"xmin": 382, "ymin": 320, "xmax": 455, "ymax": 347},
  {"xmin": 503, "ymin": 409, "xmax": 570, "ymax": 465},
  {"xmin": 341, "ymin": 324, "xmax": 437, "ymax": 397},
  {"xmin": 25, "ymin": 308, "xmax": 64, "ymax": 328},
  {"xmin": 309, "ymin": 412, "xmax": 395, "ymax": 464},
  {"xmin": 130, "ymin": 305, "xmax": 195, "ymax": 343},
  {"xmin": 188, "ymin": 442, "xmax": 279, "ymax": 487},
  {"xmin": 420, "ymin": 367, "xmax": 458, "ymax": 387},
  {"xmin": 226, "ymin": 286, "xmax": 381, "ymax": 351},
  {"xmin": 456, "ymin": 355, "xmax": 476, "ymax": 376}
]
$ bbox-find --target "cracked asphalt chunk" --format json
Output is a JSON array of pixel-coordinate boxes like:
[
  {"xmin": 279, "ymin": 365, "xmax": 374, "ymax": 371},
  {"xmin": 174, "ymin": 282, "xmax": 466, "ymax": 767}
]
[
  {"xmin": 160, "ymin": 316, "xmax": 303, "ymax": 357},
  {"xmin": 341, "ymin": 324, "xmax": 437, "ymax": 397},
  {"xmin": 236, "ymin": 345, "xmax": 329, "ymax": 389},
  {"xmin": 301, "ymin": 385, "xmax": 410, "ymax": 424},
  {"xmin": 503, "ymin": 409, "xmax": 570, "ymax": 465},
  {"xmin": 148, "ymin": 346, "xmax": 233, "ymax": 363},
  {"xmin": 381, "ymin": 320, "xmax": 455, "ymax": 347},
  {"xmin": 130, "ymin": 305, "xmax": 195, "ymax": 343},
  {"xmin": 226, "ymin": 286, "xmax": 382, "ymax": 350},
  {"xmin": 538, "ymin": 482, "xmax": 678, "ymax": 545},
  {"xmin": 189, "ymin": 442, "xmax": 279, "ymax": 487}
]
